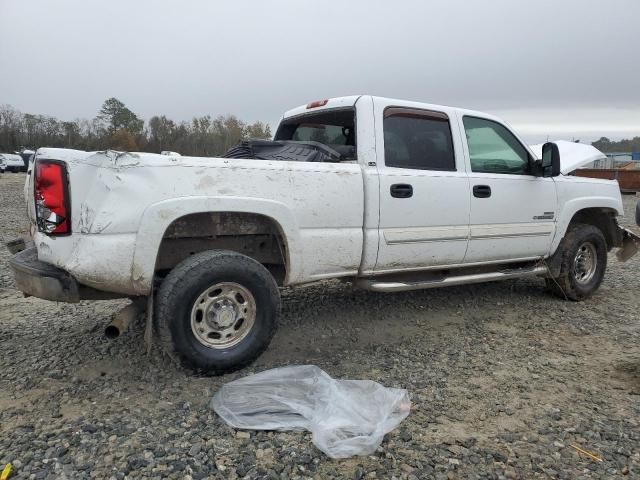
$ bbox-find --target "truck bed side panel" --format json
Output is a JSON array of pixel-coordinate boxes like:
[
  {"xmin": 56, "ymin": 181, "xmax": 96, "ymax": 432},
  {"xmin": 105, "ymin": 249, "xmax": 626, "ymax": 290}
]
[{"xmin": 31, "ymin": 152, "xmax": 364, "ymax": 294}]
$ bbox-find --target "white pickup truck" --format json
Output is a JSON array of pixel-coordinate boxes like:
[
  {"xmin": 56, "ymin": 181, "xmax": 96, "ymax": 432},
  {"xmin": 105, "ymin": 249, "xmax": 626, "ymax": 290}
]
[{"xmin": 9, "ymin": 95, "xmax": 640, "ymax": 374}]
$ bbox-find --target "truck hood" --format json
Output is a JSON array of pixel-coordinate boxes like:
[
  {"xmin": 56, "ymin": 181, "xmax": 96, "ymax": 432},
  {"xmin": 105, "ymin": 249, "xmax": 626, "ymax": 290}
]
[{"xmin": 529, "ymin": 141, "xmax": 607, "ymax": 175}]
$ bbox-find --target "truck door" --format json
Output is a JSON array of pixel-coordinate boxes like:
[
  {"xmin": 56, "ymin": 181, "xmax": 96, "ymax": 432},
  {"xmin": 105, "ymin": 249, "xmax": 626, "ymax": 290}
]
[
  {"xmin": 457, "ymin": 114, "xmax": 557, "ymax": 263},
  {"xmin": 374, "ymin": 103, "xmax": 470, "ymax": 272}
]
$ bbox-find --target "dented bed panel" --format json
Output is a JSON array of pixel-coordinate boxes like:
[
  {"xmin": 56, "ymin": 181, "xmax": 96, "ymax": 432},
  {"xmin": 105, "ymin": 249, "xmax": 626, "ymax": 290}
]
[
  {"xmin": 33, "ymin": 231, "xmax": 139, "ymax": 294},
  {"xmin": 32, "ymin": 150, "xmax": 365, "ymax": 294}
]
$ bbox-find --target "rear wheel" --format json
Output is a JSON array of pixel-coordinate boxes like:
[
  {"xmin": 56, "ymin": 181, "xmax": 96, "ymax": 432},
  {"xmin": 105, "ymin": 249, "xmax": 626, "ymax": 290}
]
[
  {"xmin": 155, "ymin": 250, "xmax": 280, "ymax": 374},
  {"xmin": 546, "ymin": 223, "xmax": 607, "ymax": 301}
]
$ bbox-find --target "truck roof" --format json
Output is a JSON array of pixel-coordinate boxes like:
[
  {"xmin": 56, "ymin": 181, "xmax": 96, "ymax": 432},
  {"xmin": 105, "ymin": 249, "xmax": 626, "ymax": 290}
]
[
  {"xmin": 282, "ymin": 95, "xmax": 504, "ymax": 125},
  {"xmin": 282, "ymin": 95, "xmax": 362, "ymax": 119}
]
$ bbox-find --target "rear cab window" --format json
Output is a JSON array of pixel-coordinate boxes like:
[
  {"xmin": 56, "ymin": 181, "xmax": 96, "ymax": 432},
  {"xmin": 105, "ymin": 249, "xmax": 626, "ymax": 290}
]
[
  {"xmin": 383, "ymin": 107, "xmax": 456, "ymax": 171},
  {"xmin": 275, "ymin": 108, "xmax": 356, "ymax": 161}
]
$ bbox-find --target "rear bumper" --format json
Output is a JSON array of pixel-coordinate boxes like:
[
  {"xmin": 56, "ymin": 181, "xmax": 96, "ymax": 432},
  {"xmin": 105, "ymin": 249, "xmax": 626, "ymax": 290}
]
[{"xmin": 9, "ymin": 246, "xmax": 126, "ymax": 302}]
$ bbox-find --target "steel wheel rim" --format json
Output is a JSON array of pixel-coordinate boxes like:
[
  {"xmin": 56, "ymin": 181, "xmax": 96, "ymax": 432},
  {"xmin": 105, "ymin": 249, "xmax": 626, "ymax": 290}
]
[
  {"xmin": 573, "ymin": 242, "xmax": 598, "ymax": 285},
  {"xmin": 190, "ymin": 282, "xmax": 256, "ymax": 349}
]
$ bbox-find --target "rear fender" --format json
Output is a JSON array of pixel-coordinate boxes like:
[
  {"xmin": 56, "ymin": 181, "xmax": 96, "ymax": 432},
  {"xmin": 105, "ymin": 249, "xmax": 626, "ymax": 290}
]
[{"xmin": 130, "ymin": 196, "xmax": 299, "ymax": 294}]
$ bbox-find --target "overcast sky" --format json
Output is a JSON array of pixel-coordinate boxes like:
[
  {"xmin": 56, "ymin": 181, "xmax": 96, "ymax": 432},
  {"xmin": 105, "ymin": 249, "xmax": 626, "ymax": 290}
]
[{"xmin": 1, "ymin": 0, "xmax": 639, "ymax": 143}]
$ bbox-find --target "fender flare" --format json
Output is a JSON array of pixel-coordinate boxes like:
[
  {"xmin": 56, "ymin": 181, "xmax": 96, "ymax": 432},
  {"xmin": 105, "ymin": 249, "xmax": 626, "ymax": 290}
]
[
  {"xmin": 129, "ymin": 196, "xmax": 301, "ymax": 294},
  {"xmin": 549, "ymin": 196, "xmax": 623, "ymax": 255}
]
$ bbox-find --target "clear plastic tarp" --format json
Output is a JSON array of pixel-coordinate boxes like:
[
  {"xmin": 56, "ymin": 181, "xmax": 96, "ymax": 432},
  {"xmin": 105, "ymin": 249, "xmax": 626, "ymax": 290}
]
[{"xmin": 211, "ymin": 365, "xmax": 411, "ymax": 458}]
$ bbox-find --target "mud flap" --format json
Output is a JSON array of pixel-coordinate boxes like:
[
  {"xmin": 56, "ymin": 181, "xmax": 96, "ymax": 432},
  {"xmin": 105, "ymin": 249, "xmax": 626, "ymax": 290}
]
[
  {"xmin": 144, "ymin": 288, "xmax": 154, "ymax": 354},
  {"xmin": 616, "ymin": 227, "xmax": 640, "ymax": 262}
]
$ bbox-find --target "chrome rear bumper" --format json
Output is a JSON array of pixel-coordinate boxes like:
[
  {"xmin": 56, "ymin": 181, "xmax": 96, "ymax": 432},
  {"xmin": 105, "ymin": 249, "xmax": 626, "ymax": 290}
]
[{"xmin": 9, "ymin": 245, "xmax": 126, "ymax": 302}]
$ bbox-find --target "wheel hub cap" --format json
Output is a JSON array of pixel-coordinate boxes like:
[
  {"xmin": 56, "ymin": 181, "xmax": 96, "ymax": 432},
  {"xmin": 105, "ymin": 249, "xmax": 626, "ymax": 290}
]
[
  {"xmin": 191, "ymin": 282, "xmax": 256, "ymax": 349},
  {"xmin": 574, "ymin": 242, "xmax": 597, "ymax": 285},
  {"xmin": 208, "ymin": 303, "xmax": 236, "ymax": 328}
]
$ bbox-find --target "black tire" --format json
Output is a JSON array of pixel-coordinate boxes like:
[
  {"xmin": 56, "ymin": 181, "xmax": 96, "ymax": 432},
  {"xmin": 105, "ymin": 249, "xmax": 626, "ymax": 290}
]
[
  {"xmin": 154, "ymin": 250, "xmax": 280, "ymax": 374},
  {"xmin": 545, "ymin": 223, "xmax": 607, "ymax": 301}
]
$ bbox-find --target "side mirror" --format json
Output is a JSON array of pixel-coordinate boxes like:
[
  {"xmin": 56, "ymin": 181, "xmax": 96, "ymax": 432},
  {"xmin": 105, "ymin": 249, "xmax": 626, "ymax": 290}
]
[{"xmin": 541, "ymin": 142, "xmax": 561, "ymax": 177}]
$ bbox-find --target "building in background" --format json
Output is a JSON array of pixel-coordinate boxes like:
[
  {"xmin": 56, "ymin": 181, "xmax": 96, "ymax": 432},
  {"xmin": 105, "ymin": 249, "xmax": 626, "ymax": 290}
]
[{"xmin": 590, "ymin": 152, "xmax": 640, "ymax": 170}]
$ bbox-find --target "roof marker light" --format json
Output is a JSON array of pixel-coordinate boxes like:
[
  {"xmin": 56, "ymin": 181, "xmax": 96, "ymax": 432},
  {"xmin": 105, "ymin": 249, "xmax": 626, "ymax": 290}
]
[{"xmin": 306, "ymin": 99, "xmax": 328, "ymax": 109}]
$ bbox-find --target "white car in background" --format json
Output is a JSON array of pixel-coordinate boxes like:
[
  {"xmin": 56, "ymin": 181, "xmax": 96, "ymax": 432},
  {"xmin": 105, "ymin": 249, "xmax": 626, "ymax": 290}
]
[{"xmin": 0, "ymin": 153, "xmax": 26, "ymax": 172}]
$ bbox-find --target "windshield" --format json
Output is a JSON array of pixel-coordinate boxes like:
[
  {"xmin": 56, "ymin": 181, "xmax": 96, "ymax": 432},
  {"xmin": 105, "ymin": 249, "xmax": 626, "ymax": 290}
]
[{"xmin": 275, "ymin": 108, "xmax": 356, "ymax": 160}]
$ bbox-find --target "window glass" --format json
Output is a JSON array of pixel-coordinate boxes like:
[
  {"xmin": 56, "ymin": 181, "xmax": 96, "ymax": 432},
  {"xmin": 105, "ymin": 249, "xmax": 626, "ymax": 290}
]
[
  {"xmin": 292, "ymin": 124, "xmax": 349, "ymax": 145},
  {"xmin": 383, "ymin": 112, "xmax": 456, "ymax": 171},
  {"xmin": 463, "ymin": 116, "xmax": 530, "ymax": 174},
  {"xmin": 275, "ymin": 109, "xmax": 356, "ymax": 159}
]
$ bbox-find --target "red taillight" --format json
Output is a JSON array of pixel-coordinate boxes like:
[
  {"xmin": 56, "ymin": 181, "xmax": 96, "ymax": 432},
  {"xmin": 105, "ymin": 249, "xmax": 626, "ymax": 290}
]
[
  {"xmin": 306, "ymin": 99, "xmax": 328, "ymax": 109},
  {"xmin": 35, "ymin": 161, "xmax": 70, "ymax": 235}
]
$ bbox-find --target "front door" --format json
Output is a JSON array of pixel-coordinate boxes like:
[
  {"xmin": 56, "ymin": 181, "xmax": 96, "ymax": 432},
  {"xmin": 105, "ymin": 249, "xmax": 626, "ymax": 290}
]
[
  {"xmin": 458, "ymin": 114, "xmax": 557, "ymax": 263},
  {"xmin": 374, "ymin": 105, "xmax": 470, "ymax": 273}
]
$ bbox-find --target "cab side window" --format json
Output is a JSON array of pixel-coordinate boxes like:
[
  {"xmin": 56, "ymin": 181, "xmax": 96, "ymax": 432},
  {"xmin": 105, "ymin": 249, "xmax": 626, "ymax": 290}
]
[
  {"xmin": 383, "ymin": 109, "xmax": 456, "ymax": 171},
  {"xmin": 463, "ymin": 116, "xmax": 531, "ymax": 174}
]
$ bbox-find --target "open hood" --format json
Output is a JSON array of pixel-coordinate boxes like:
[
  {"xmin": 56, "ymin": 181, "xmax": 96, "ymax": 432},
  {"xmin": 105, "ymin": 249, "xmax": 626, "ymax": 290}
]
[{"xmin": 529, "ymin": 140, "xmax": 607, "ymax": 175}]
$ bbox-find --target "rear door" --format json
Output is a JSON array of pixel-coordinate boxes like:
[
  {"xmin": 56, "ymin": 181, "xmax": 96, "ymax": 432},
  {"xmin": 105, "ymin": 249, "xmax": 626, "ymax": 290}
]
[
  {"xmin": 457, "ymin": 114, "xmax": 557, "ymax": 263},
  {"xmin": 374, "ymin": 101, "xmax": 470, "ymax": 272}
]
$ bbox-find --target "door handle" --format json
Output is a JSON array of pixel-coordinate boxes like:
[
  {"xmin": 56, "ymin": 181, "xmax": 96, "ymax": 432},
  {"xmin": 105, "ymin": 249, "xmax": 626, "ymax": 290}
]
[
  {"xmin": 473, "ymin": 185, "xmax": 491, "ymax": 198},
  {"xmin": 390, "ymin": 183, "xmax": 413, "ymax": 198}
]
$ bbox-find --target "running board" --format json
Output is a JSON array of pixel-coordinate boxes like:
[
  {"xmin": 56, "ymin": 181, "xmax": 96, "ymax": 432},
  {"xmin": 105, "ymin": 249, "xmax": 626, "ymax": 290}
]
[{"xmin": 355, "ymin": 265, "xmax": 548, "ymax": 292}]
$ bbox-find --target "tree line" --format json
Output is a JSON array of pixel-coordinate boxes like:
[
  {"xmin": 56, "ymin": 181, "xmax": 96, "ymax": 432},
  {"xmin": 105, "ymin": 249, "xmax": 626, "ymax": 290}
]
[
  {"xmin": 0, "ymin": 97, "xmax": 272, "ymax": 156},
  {"xmin": 591, "ymin": 137, "xmax": 640, "ymax": 153},
  {"xmin": 2, "ymin": 98, "xmax": 637, "ymax": 156}
]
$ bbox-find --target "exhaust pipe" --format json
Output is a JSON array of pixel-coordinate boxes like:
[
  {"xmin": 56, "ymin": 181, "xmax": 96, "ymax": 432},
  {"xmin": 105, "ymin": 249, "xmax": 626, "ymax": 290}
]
[{"xmin": 105, "ymin": 298, "xmax": 147, "ymax": 339}]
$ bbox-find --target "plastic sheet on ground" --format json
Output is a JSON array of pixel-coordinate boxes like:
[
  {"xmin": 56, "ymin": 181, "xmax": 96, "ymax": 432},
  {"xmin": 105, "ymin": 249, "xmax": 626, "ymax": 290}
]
[{"xmin": 210, "ymin": 365, "xmax": 411, "ymax": 459}]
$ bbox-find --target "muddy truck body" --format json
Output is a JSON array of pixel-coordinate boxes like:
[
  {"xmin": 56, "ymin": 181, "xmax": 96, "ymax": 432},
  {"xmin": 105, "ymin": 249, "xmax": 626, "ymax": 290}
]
[{"xmin": 9, "ymin": 95, "xmax": 640, "ymax": 373}]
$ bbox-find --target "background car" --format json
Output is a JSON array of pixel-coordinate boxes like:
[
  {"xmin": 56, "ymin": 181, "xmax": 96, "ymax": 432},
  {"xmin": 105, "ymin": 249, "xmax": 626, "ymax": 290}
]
[
  {"xmin": 0, "ymin": 157, "xmax": 6, "ymax": 173},
  {"xmin": 0, "ymin": 153, "xmax": 27, "ymax": 172}
]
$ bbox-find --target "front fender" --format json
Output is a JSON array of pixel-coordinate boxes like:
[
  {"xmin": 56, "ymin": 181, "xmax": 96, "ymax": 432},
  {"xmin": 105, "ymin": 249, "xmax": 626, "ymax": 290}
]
[
  {"xmin": 550, "ymin": 196, "xmax": 623, "ymax": 255},
  {"xmin": 130, "ymin": 196, "xmax": 301, "ymax": 294}
]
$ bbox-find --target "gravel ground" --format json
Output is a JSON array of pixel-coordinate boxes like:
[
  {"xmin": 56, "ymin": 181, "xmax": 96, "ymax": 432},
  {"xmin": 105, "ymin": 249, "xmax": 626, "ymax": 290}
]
[{"xmin": 1, "ymin": 172, "xmax": 639, "ymax": 480}]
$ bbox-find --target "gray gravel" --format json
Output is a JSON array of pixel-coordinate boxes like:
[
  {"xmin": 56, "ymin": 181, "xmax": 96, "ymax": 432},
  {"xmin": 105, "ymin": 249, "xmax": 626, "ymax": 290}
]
[{"xmin": 1, "ymin": 172, "xmax": 639, "ymax": 479}]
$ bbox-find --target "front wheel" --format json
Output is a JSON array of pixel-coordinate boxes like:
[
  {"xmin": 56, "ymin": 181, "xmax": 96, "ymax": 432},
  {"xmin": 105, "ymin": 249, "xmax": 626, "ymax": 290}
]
[
  {"xmin": 545, "ymin": 223, "xmax": 607, "ymax": 301},
  {"xmin": 154, "ymin": 250, "xmax": 280, "ymax": 374}
]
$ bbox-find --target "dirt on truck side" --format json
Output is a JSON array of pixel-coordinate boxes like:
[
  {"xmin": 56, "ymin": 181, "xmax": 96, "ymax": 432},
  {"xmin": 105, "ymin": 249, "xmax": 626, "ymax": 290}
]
[{"xmin": 1, "ymin": 172, "xmax": 639, "ymax": 479}]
